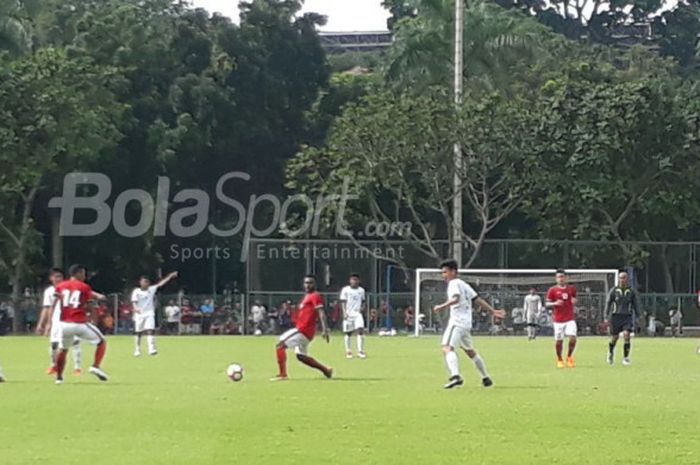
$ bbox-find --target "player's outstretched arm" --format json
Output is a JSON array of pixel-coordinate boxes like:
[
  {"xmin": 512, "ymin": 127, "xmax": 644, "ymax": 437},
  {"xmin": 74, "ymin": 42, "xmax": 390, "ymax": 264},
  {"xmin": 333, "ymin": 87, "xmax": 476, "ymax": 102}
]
[
  {"xmin": 91, "ymin": 291, "xmax": 107, "ymax": 301},
  {"xmin": 155, "ymin": 271, "xmax": 178, "ymax": 289},
  {"xmin": 475, "ymin": 297, "xmax": 506, "ymax": 320}
]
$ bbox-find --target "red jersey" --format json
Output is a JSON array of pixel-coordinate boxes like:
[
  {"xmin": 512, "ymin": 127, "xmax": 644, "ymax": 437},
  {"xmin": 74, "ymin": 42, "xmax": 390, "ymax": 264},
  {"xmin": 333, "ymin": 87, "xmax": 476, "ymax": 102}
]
[
  {"xmin": 296, "ymin": 292, "xmax": 324, "ymax": 339},
  {"xmin": 546, "ymin": 285, "xmax": 577, "ymax": 323},
  {"xmin": 54, "ymin": 279, "xmax": 93, "ymax": 323}
]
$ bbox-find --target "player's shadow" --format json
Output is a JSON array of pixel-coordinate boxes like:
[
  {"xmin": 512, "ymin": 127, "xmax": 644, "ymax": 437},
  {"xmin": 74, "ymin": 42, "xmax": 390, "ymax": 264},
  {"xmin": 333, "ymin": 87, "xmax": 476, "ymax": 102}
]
[
  {"xmin": 292, "ymin": 377, "xmax": 385, "ymax": 382},
  {"xmin": 491, "ymin": 385, "xmax": 547, "ymax": 390}
]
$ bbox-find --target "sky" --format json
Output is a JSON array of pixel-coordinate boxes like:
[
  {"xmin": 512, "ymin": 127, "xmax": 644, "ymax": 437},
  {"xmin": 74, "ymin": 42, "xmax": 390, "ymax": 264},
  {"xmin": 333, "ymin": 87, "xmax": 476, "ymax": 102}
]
[{"xmin": 191, "ymin": 0, "xmax": 391, "ymax": 31}]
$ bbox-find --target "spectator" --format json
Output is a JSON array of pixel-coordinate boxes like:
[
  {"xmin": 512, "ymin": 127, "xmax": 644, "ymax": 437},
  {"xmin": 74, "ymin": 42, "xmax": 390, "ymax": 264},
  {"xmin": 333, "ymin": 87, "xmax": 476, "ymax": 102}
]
[
  {"xmin": 330, "ymin": 299, "xmax": 342, "ymax": 330},
  {"xmin": 278, "ymin": 301, "xmax": 292, "ymax": 331},
  {"xmin": 199, "ymin": 299, "xmax": 215, "ymax": 334},
  {"xmin": 267, "ymin": 305, "xmax": 279, "ymax": 334},
  {"xmin": 636, "ymin": 312, "xmax": 647, "ymax": 336},
  {"xmin": 368, "ymin": 308, "xmax": 378, "ymax": 333},
  {"xmin": 95, "ymin": 301, "xmax": 113, "ymax": 334},
  {"xmin": 210, "ymin": 305, "xmax": 230, "ymax": 335},
  {"xmin": 404, "ymin": 306, "xmax": 415, "ymax": 331},
  {"xmin": 118, "ymin": 300, "xmax": 133, "ymax": 334},
  {"xmin": 669, "ymin": 308, "xmax": 683, "ymax": 337},
  {"xmin": 250, "ymin": 300, "xmax": 266, "ymax": 334},
  {"xmin": 511, "ymin": 307, "xmax": 525, "ymax": 335},
  {"xmin": 164, "ymin": 300, "xmax": 181, "ymax": 335},
  {"xmin": 180, "ymin": 299, "xmax": 200, "ymax": 335}
]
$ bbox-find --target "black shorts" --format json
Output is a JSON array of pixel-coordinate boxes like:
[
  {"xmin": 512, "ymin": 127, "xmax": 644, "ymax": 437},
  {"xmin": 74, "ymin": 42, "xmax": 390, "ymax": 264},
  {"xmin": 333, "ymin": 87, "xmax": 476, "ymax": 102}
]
[{"xmin": 611, "ymin": 314, "xmax": 634, "ymax": 334}]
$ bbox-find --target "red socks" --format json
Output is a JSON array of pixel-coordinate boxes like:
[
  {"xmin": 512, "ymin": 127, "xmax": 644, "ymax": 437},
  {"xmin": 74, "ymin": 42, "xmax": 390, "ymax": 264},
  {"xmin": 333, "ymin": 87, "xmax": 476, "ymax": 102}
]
[
  {"xmin": 555, "ymin": 340, "xmax": 564, "ymax": 361},
  {"xmin": 567, "ymin": 338, "xmax": 577, "ymax": 357},
  {"xmin": 94, "ymin": 342, "xmax": 106, "ymax": 368},
  {"xmin": 276, "ymin": 346, "xmax": 287, "ymax": 377},
  {"xmin": 56, "ymin": 350, "xmax": 67, "ymax": 377}
]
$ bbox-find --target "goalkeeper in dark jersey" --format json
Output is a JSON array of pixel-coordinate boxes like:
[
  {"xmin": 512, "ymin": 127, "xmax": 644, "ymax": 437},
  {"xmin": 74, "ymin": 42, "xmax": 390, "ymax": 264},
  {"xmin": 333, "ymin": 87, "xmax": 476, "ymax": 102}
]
[{"xmin": 605, "ymin": 271, "xmax": 640, "ymax": 366}]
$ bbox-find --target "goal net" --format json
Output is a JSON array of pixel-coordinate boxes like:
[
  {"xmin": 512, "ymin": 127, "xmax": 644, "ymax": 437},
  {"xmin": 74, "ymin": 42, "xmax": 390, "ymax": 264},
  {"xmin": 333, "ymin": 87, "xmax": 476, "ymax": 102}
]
[{"xmin": 413, "ymin": 269, "xmax": 619, "ymax": 336}]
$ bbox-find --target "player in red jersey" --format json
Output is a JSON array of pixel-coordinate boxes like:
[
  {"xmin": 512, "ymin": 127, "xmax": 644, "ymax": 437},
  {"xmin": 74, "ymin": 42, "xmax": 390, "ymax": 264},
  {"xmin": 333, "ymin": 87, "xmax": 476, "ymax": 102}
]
[
  {"xmin": 272, "ymin": 274, "xmax": 333, "ymax": 381},
  {"xmin": 52, "ymin": 264, "xmax": 109, "ymax": 384},
  {"xmin": 546, "ymin": 269, "xmax": 578, "ymax": 368}
]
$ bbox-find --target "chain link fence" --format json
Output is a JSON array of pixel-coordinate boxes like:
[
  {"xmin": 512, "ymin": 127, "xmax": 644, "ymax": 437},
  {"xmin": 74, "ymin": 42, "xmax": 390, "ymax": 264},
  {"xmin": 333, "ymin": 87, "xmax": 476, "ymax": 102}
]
[{"xmin": 2, "ymin": 291, "xmax": 695, "ymax": 337}]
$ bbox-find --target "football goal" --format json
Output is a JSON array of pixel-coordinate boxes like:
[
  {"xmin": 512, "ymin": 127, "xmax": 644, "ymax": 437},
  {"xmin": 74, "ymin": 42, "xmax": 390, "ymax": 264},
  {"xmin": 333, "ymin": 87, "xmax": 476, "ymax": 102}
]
[{"xmin": 413, "ymin": 268, "xmax": 620, "ymax": 336}]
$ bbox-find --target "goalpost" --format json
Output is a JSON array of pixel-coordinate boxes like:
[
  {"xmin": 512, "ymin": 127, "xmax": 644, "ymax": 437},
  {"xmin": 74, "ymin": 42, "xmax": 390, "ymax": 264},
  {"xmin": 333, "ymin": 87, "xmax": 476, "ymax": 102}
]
[{"xmin": 413, "ymin": 269, "xmax": 619, "ymax": 337}]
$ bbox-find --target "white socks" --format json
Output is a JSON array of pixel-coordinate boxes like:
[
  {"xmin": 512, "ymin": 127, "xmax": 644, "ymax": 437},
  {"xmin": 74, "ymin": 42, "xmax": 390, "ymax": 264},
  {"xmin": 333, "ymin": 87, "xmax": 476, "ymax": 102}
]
[
  {"xmin": 445, "ymin": 350, "xmax": 460, "ymax": 377},
  {"xmin": 357, "ymin": 334, "xmax": 365, "ymax": 353},
  {"xmin": 72, "ymin": 342, "xmax": 82, "ymax": 370},
  {"xmin": 344, "ymin": 334, "xmax": 351, "ymax": 352},
  {"xmin": 472, "ymin": 354, "xmax": 489, "ymax": 379},
  {"xmin": 135, "ymin": 335, "xmax": 142, "ymax": 353},
  {"xmin": 147, "ymin": 335, "xmax": 156, "ymax": 353}
]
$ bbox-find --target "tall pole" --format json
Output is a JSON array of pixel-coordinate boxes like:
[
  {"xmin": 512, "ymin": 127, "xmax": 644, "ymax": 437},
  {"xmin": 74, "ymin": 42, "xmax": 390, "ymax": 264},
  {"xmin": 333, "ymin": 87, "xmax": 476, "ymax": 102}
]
[{"xmin": 453, "ymin": 0, "xmax": 464, "ymax": 266}]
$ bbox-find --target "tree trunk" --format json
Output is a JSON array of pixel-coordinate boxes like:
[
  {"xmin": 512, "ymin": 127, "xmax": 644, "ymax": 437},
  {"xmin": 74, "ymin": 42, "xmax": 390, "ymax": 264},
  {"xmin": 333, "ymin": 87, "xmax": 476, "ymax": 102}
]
[
  {"xmin": 10, "ymin": 187, "xmax": 38, "ymax": 333},
  {"xmin": 51, "ymin": 210, "xmax": 63, "ymax": 268},
  {"xmin": 659, "ymin": 244, "xmax": 674, "ymax": 294}
]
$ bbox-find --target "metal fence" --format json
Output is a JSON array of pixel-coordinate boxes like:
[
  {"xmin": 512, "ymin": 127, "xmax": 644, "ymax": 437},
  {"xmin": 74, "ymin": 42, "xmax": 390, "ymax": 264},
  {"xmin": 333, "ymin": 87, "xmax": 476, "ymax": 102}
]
[
  {"xmin": 1, "ymin": 291, "xmax": 697, "ymax": 337},
  {"xmin": 248, "ymin": 238, "xmax": 700, "ymax": 295}
]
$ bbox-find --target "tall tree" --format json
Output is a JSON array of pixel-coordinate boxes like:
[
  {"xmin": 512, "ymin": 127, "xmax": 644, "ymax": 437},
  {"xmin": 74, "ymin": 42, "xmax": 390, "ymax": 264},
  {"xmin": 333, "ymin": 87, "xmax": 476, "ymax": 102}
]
[
  {"xmin": 384, "ymin": 0, "xmax": 550, "ymax": 93},
  {"xmin": 287, "ymin": 90, "xmax": 538, "ymax": 266},
  {"xmin": 0, "ymin": 48, "xmax": 123, "ymax": 328}
]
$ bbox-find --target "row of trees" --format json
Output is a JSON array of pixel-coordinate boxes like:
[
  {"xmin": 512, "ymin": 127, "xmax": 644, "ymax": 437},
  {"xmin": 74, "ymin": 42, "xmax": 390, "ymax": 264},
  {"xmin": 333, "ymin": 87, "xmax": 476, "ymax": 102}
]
[
  {"xmin": 0, "ymin": 0, "xmax": 329, "ymax": 309},
  {"xmin": 289, "ymin": 0, "xmax": 700, "ymax": 291},
  {"xmin": 1, "ymin": 0, "xmax": 699, "ymax": 308}
]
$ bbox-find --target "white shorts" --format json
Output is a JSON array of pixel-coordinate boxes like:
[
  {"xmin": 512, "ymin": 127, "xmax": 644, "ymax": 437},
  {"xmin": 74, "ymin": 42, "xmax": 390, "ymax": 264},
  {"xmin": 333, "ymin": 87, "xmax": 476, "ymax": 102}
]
[
  {"xmin": 553, "ymin": 320, "xmax": 577, "ymax": 340},
  {"xmin": 441, "ymin": 324, "xmax": 474, "ymax": 350},
  {"xmin": 133, "ymin": 313, "xmax": 156, "ymax": 332},
  {"xmin": 58, "ymin": 322, "xmax": 104, "ymax": 350},
  {"xmin": 50, "ymin": 323, "xmax": 80, "ymax": 345},
  {"xmin": 278, "ymin": 328, "xmax": 310, "ymax": 355},
  {"xmin": 526, "ymin": 312, "xmax": 539, "ymax": 325},
  {"xmin": 343, "ymin": 314, "xmax": 365, "ymax": 333}
]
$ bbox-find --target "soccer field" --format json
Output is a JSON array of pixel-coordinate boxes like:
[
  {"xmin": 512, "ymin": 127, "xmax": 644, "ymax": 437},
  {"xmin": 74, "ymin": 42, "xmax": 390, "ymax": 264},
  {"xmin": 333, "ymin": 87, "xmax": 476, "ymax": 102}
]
[{"xmin": 1, "ymin": 336, "xmax": 699, "ymax": 465}]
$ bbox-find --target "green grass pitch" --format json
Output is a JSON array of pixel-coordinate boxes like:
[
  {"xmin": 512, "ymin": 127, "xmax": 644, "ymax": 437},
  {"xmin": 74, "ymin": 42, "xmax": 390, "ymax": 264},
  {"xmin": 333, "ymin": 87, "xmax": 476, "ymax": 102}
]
[{"xmin": 1, "ymin": 335, "xmax": 699, "ymax": 465}]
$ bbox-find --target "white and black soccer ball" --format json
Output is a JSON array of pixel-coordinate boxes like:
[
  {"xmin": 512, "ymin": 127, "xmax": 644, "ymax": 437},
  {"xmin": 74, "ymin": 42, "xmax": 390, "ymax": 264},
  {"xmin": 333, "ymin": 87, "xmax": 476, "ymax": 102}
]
[{"xmin": 226, "ymin": 363, "xmax": 244, "ymax": 382}]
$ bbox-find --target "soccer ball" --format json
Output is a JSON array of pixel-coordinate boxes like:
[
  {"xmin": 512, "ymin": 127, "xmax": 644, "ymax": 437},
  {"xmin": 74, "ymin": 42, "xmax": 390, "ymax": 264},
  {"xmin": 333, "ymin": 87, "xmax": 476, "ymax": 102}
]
[
  {"xmin": 254, "ymin": 329, "xmax": 263, "ymax": 336},
  {"xmin": 226, "ymin": 363, "xmax": 244, "ymax": 382}
]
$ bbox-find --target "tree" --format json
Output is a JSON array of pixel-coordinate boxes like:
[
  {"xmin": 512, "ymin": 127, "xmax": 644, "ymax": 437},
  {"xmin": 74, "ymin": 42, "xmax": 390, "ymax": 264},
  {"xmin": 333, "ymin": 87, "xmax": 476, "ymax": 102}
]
[
  {"xmin": 0, "ymin": 0, "xmax": 40, "ymax": 55},
  {"xmin": 384, "ymin": 0, "xmax": 550, "ymax": 93},
  {"xmin": 381, "ymin": 0, "xmax": 416, "ymax": 30},
  {"xmin": 0, "ymin": 48, "xmax": 122, "ymax": 328},
  {"xmin": 526, "ymin": 65, "xmax": 697, "ymax": 289},
  {"xmin": 495, "ymin": 0, "xmax": 700, "ymax": 70},
  {"xmin": 287, "ymin": 90, "xmax": 538, "ymax": 266}
]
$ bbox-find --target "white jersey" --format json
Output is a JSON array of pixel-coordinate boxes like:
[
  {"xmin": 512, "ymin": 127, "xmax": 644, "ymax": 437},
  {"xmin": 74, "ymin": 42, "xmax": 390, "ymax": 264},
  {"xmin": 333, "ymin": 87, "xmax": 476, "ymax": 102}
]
[
  {"xmin": 523, "ymin": 295, "xmax": 542, "ymax": 315},
  {"xmin": 446, "ymin": 278, "xmax": 478, "ymax": 329},
  {"xmin": 43, "ymin": 285, "xmax": 60, "ymax": 325},
  {"xmin": 340, "ymin": 286, "xmax": 365, "ymax": 318},
  {"xmin": 131, "ymin": 285, "xmax": 158, "ymax": 315}
]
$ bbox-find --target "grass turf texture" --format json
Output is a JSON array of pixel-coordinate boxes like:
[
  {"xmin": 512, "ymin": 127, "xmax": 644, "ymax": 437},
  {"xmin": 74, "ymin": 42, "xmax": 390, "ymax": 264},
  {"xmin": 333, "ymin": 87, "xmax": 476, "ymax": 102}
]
[{"xmin": 1, "ymin": 336, "xmax": 699, "ymax": 465}]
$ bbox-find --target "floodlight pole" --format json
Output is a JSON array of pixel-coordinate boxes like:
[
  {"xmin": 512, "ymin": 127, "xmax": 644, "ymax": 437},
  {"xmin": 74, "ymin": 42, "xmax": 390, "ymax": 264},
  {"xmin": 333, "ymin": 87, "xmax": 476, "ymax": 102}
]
[{"xmin": 453, "ymin": 0, "xmax": 464, "ymax": 266}]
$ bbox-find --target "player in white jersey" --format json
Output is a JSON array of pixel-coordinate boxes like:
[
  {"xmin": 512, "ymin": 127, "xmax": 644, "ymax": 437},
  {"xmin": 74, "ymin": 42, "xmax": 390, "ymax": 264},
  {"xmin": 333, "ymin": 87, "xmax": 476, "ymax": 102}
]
[
  {"xmin": 339, "ymin": 273, "xmax": 367, "ymax": 359},
  {"xmin": 433, "ymin": 260, "xmax": 506, "ymax": 389},
  {"xmin": 36, "ymin": 268, "xmax": 82, "ymax": 375},
  {"xmin": 523, "ymin": 288, "xmax": 543, "ymax": 341},
  {"xmin": 131, "ymin": 271, "xmax": 178, "ymax": 356}
]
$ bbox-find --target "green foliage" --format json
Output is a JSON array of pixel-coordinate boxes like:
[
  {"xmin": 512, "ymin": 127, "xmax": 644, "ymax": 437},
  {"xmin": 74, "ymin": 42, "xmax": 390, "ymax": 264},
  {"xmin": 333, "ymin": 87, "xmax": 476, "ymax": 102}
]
[
  {"xmin": 526, "ymin": 65, "xmax": 697, "ymax": 262},
  {"xmin": 384, "ymin": 0, "xmax": 552, "ymax": 94},
  {"xmin": 288, "ymin": 89, "xmax": 538, "ymax": 265}
]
